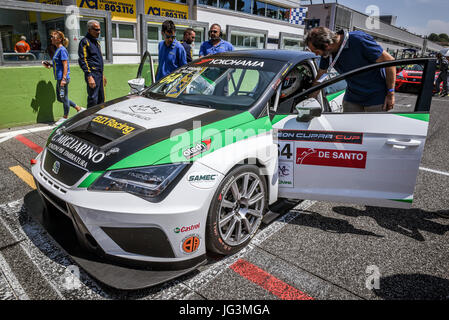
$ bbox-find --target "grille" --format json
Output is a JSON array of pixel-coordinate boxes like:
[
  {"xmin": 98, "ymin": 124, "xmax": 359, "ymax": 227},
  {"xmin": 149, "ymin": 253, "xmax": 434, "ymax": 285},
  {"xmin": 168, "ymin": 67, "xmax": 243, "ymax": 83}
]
[
  {"xmin": 39, "ymin": 172, "xmax": 68, "ymax": 194},
  {"xmin": 37, "ymin": 181, "xmax": 68, "ymax": 215}
]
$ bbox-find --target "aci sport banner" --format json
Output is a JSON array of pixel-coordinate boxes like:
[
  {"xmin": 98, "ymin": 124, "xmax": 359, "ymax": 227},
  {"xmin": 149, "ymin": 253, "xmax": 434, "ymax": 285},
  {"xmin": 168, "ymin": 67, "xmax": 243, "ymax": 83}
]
[
  {"xmin": 144, "ymin": 0, "xmax": 188, "ymax": 20},
  {"xmin": 78, "ymin": 0, "xmax": 136, "ymax": 22}
]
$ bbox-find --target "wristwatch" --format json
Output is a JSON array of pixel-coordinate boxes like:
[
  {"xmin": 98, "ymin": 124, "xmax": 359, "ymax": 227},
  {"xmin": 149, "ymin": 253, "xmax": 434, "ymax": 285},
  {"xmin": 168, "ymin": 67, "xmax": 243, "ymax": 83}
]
[{"xmin": 388, "ymin": 88, "xmax": 395, "ymax": 94}]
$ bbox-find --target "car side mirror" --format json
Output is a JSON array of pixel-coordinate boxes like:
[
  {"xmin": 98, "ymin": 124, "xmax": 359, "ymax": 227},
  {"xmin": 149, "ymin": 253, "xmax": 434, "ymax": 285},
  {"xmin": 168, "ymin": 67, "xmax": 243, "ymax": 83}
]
[
  {"xmin": 128, "ymin": 78, "xmax": 145, "ymax": 94},
  {"xmin": 295, "ymin": 98, "xmax": 322, "ymax": 122}
]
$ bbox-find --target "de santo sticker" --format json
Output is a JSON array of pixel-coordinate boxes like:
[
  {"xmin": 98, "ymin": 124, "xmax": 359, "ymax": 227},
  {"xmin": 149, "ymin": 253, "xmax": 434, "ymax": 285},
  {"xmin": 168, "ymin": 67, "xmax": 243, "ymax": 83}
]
[{"xmin": 296, "ymin": 148, "xmax": 367, "ymax": 169}]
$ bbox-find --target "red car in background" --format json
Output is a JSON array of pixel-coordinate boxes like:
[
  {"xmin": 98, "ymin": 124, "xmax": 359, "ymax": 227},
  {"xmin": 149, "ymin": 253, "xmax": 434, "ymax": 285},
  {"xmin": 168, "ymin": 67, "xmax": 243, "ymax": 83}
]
[{"xmin": 396, "ymin": 64, "xmax": 440, "ymax": 93}]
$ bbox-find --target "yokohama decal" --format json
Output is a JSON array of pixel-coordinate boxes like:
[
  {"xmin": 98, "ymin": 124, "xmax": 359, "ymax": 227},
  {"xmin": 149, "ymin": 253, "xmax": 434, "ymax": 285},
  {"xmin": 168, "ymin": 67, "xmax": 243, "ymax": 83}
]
[
  {"xmin": 296, "ymin": 148, "xmax": 367, "ymax": 169},
  {"xmin": 278, "ymin": 130, "xmax": 363, "ymax": 144}
]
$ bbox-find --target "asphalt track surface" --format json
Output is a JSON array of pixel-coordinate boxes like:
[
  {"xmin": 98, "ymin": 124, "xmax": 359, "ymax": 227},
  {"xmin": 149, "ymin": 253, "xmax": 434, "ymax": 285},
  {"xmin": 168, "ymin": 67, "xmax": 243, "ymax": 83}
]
[{"xmin": 0, "ymin": 93, "xmax": 448, "ymax": 300}]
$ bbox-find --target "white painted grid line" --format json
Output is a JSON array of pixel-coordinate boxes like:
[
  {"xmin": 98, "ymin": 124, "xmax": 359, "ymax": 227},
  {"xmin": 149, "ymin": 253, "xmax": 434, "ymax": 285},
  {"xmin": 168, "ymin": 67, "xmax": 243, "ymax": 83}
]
[
  {"xmin": 0, "ymin": 252, "xmax": 29, "ymax": 300},
  {"xmin": 0, "ymin": 125, "xmax": 55, "ymax": 144},
  {"xmin": 419, "ymin": 166, "xmax": 449, "ymax": 177},
  {"xmin": 182, "ymin": 200, "xmax": 317, "ymax": 294},
  {"xmin": 0, "ymin": 202, "xmax": 65, "ymax": 300}
]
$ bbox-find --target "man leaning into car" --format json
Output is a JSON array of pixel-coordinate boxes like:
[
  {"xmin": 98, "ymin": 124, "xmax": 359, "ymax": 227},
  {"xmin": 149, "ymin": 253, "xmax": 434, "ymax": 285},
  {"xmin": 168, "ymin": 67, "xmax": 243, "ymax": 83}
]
[{"xmin": 306, "ymin": 27, "xmax": 396, "ymax": 112}]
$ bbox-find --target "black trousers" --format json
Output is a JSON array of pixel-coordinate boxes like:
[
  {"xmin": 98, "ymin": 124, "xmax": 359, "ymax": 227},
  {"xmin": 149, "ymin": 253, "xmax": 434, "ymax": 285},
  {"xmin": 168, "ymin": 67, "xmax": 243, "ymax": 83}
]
[{"xmin": 86, "ymin": 72, "xmax": 105, "ymax": 108}]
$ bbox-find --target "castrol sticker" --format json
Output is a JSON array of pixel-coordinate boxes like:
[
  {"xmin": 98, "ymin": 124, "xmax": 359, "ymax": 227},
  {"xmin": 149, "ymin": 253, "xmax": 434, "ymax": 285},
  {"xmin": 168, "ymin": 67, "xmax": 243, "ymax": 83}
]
[{"xmin": 296, "ymin": 148, "xmax": 367, "ymax": 169}]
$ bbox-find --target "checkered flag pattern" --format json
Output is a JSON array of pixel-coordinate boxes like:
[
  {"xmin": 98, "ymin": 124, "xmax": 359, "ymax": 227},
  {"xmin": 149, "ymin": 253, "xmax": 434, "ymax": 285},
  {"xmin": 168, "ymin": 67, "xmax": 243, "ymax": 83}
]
[{"xmin": 289, "ymin": 7, "xmax": 308, "ymax": 25}]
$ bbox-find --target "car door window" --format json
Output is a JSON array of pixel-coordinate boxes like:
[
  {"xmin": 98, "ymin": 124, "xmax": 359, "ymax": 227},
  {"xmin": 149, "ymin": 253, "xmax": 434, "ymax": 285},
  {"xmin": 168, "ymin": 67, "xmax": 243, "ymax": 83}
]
[
  {"xmin": 276, "ymin": 58, "xmax": 435, "ymax": 115},
  {"xmin": 279, "ymin": 63, "xmax": 314, "ymax": 101},
  {"xmin": 136, "ymin": 51, "xmax": 155, "ymax": 88},
  {"xmin": 273, "ymin": 61, "xmax": 323, "ymax": 114}
]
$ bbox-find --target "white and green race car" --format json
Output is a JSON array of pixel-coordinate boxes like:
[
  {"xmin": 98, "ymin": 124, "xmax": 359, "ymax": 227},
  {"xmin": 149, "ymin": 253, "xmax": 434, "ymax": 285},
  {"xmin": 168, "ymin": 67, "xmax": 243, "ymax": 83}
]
[{"xmin": 31, "ymin": 50, "xmax": 436, "ymax": 289}]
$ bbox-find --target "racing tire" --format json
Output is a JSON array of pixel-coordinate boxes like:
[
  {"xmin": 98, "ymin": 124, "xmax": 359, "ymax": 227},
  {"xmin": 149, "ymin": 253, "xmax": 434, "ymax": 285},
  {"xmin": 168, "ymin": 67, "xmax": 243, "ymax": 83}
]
[{"xmin": 206, "ymin": 164, "xmax": 267, "ymax": 255}]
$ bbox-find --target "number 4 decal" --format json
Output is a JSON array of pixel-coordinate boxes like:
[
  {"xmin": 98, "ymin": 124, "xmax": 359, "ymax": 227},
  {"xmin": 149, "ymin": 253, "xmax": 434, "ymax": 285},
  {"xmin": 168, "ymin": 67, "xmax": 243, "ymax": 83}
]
[{"xmin": 278, "ymin": 142, "xmax": 293, "ymax": 161}]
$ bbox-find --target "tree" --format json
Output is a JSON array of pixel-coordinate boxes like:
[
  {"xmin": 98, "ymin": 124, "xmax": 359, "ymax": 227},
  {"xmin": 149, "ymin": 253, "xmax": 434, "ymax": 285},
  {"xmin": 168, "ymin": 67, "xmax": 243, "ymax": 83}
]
[
  {"xmin": 428, "ymin": 33, "xmax": 440, "ymax": 42},
  {"xmin": 438, "ymin": 33, "xmax": 449, "ymax": 42}
]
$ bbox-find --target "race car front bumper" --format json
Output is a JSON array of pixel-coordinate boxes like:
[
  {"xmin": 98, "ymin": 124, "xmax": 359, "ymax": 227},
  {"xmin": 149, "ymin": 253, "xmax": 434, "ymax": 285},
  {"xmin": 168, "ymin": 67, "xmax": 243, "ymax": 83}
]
[{"xmin": 30, "ymin": 150, "xmax": 223, "ymax": 289}]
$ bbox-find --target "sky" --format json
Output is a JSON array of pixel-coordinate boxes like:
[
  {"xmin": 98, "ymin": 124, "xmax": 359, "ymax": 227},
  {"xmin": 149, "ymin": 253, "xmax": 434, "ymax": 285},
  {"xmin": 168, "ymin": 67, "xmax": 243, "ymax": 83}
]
[{"xmin": 301, "ymin": 0, "xmax": 449, "ymax": 36}]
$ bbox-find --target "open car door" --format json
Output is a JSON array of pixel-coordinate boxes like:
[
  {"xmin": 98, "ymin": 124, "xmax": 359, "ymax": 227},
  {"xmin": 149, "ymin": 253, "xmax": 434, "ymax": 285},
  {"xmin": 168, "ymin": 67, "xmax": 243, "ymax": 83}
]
[
  {"xmin": 128, "ymin": 51, "xmax": 155, "ymax": 93},
  {"xmin": 272, "ymin": 58, "xmax": 436, "ymax": 209}
]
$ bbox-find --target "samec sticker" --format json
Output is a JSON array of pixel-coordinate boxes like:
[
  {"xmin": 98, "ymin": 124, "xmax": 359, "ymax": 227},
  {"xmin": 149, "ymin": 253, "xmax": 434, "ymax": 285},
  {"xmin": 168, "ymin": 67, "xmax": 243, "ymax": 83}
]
[
  {"xmin": 296, "ymin": 148, "xmax": 367, "ymax": 169},
  {"xmin": 181, "ymin": 235, "xmax": 201, "ymax": 254}
]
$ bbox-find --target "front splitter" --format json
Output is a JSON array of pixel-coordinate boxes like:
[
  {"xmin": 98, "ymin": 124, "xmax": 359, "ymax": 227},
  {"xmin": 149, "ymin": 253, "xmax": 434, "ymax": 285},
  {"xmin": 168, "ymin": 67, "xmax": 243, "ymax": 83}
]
[{"xmin": 25, "ymin": 190, "xmax": 207, "ymax": 291}]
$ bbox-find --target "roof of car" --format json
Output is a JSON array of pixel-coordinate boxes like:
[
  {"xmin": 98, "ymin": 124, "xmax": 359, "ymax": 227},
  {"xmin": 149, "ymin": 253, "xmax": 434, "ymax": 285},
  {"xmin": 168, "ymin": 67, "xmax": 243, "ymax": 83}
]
[{"xmin": 209, "ymin": 49, "xmax": 317, "ymax": 64}]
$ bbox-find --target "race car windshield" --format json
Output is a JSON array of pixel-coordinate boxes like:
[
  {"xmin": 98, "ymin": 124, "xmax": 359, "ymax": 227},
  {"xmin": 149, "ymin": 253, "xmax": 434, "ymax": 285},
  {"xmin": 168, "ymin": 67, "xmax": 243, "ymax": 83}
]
[{"xmin": 145, "ymin": 61, "xmax": 278, "ymax": 111}]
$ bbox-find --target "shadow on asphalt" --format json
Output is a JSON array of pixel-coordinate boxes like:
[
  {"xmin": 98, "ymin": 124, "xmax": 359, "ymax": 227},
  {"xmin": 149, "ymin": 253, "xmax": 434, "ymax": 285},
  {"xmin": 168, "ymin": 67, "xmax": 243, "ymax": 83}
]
[
  {"xmin": 289, "ymin": 210, "xmax": 384, "ymax": 238},
  {"xmin": 332, "ymin": 206, "xmax": 449, "ymax": 241},
  {"xmin": 373, "ymin": 274, "xmax": 449, "ymax": 300}
]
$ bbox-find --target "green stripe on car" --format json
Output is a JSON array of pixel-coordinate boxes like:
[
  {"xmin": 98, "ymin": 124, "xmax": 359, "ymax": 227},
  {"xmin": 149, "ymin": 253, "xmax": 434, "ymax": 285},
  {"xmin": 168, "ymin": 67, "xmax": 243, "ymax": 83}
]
[
  {"xmin": 78, "ymin": 171, "xmax": 104, "ymax": 188},
  {"xmin": 326, "ymin": 89, "xmax": 346, "ymax": 102},
  {"xmin": 396, "ymin": 113, "xmax": 429, "ymax": 122}
]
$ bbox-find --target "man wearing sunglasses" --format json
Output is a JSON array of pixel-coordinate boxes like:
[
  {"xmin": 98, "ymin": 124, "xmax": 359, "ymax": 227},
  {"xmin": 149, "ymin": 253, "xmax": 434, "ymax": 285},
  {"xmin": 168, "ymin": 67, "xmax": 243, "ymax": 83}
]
[
  {"xmin": 199, "ymin": 24, "xmax": 233, "ymax": 58},
  {"xmin": 156, "ymin": 20, "xmax": 187, "ymax": 81},
  {"xmin": 78, "ymin": 20, "xmax": 107, "ymax": 108}
]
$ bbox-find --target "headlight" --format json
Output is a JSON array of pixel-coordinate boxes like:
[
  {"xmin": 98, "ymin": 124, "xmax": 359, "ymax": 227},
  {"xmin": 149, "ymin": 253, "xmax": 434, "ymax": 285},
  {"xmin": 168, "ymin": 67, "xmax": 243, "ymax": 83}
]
[
  {"xmin": 89, "ymin": 163, "xmax": 189, "ymax": 201},
  {"xmin": 397, "ymin": 75, "xmax": 405, "ymax": 80}
]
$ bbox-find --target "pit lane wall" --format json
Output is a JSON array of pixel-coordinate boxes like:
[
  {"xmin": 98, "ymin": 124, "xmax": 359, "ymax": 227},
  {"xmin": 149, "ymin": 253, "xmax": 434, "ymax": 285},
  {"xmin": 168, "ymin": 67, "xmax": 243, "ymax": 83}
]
[{"xmin": 0, "ymin": 64, "xmax": 139, "ymax": 129}]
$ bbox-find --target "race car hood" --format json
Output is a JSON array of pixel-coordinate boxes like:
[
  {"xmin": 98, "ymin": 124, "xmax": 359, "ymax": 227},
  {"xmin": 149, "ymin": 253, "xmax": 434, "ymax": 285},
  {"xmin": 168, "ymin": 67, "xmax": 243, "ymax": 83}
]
[{"xmin": 44, "ymin": 95, "xmax": 261, "ymax": 181}]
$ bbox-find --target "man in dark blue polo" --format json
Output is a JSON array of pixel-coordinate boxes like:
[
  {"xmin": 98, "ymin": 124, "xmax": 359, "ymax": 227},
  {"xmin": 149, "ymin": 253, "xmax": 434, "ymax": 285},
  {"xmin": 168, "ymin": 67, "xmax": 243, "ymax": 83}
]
[
  {"xmin": 78, "ymin": 20, "xmax": 107, "ymax": 108},
  {"xmin": 306, "ymin": 27, "xmax": 396, "ymax": 112},
  {"xmin": 181, "ymin": 28, "xmax": 195, "ymax": 63},
  {"xmin": 199, "ymin": 24, "xmax": 234, "ymax": 57},
  {"xmin": 156, "ymin": 20, "xmax": 187, "ymax": 81}
]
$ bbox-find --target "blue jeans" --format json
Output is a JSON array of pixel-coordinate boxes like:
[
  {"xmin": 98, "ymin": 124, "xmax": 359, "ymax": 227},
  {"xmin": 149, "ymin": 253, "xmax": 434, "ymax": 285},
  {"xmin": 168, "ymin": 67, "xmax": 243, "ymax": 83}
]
[{"xmin": 56, "ymin": 79, "xmax": 77, "ymax": 116}]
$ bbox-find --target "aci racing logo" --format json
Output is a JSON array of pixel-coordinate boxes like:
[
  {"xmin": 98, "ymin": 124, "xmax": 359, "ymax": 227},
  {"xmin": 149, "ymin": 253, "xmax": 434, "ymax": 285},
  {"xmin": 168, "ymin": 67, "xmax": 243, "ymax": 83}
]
[
  {"xmin": 183, "ymin": 138, "xmax": 212, "ymax": 159},
  {"xmin": 79, "ymin": 0, "xmax": 98, "ymax": 9}
]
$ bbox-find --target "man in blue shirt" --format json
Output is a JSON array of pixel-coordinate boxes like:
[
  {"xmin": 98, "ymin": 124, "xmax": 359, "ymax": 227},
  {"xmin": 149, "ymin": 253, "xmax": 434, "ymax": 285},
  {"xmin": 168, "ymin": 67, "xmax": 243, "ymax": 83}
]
[
  {"xmin": 156, "ymin": 20, "xmax": 187, "ymax": 81},
  {"xmin": 199, "ymin": 24, "xmax": 234, "ymax": 57},
  {"xmin": 306, "ymin": 27, "xmax": 396, "ymax": 112}
]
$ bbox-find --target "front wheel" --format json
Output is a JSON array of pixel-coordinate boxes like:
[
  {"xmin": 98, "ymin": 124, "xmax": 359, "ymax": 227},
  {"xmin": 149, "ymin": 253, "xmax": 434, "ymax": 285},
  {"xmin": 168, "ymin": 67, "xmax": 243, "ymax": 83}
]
[{"xmin": 206, "ymin": 165, "xmax": 267, "ymax": 255}]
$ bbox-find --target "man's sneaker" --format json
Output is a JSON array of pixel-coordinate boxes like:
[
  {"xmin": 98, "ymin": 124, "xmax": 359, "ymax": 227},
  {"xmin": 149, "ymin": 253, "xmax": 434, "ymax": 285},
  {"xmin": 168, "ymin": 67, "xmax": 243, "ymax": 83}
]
[
  {"xmin": 77, "ymin": 107, "xmax": 86, "ymax": 113},
  {"xmin": 440, "ymin": 91, "xmax": 448, "ymax": 97},
  {"xmin": 54, "ymin": 118, "xmax": 67, "ymax": 126}
]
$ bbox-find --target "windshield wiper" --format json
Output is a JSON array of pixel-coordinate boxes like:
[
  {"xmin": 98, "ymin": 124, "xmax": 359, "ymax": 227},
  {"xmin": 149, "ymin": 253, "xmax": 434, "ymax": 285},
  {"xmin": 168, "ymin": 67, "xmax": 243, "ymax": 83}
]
[
  {"xmin": 178, "ymin": 100, "xmax": 214, "ymax": 109},
  {"xmin": 144, "ymin": 91, "xmax": 167, "ymax": 100}
]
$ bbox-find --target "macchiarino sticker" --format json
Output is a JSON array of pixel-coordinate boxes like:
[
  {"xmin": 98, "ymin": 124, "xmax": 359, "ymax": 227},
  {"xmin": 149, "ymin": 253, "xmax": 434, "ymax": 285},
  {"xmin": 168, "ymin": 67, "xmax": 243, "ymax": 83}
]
[
  {"xmin": 296, "ymin": 148, "xmax": 367, "ymax": 169},
  {"xmin": 278, "ymin": 130, "xmax": 363, "ymax": 144},
  {"xmin": 48, "ymin": 133, "xmax": 105, "ymax": 168}
]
